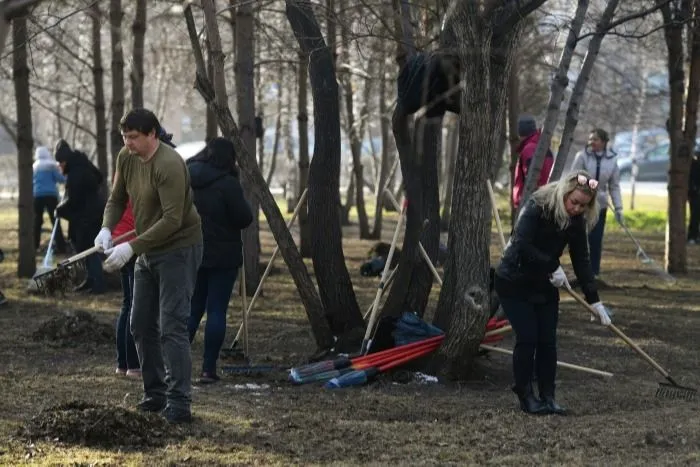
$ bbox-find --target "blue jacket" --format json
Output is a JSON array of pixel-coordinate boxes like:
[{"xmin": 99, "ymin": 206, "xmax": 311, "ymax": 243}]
[{"xmin": 33, "ymin": 146, "xmax": 65, "ymax": 198}]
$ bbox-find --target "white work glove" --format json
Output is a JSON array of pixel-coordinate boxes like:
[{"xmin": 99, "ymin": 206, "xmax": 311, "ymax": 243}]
[
  {"xmin": 94, "ymin": 227, "xmax": 113, "ymax": 251},
  {"xmin": 614, "ymin": 209, "xmax": 625, "ymax": 226},
  {"xmin": 103, "ymin": 243, "xmax": 134, "ymax": 273},
  {"xmin": 549, "ymin": 266, "xmax": 570, "ymax": 288},
  {"xmin": 590, "ymin": 302, "xmax": 612, "ymax": 326}
]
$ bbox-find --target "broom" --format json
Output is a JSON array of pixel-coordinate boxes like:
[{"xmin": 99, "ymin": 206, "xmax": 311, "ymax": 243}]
[{"xmin": 32, "ymin": 229, "xmax": 135, "ymax": 295}]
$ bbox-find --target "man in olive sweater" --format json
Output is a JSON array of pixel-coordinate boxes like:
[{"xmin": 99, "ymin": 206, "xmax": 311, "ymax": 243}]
[{"xmin": 95, "ymin": 108, "xmax": 203, "ymax": 424}]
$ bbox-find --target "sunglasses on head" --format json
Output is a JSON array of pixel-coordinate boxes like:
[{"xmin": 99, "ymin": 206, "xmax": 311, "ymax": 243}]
[{"xmin": 577, "ymin": 174, "xmax": 599, "ymax": 190}]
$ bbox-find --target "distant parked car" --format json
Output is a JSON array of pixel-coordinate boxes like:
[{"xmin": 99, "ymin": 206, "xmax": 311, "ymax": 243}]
[{"xmin": 618, "ymin": 138, "xmax": 700, "ymax": 182}]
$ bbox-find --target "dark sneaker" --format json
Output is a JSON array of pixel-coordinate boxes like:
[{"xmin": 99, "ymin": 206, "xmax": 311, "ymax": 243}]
[
  {"xmin": 0, "ymin": 292, "xmax": 7, "ymax": 306},
  {"xmin": 137, "ymin": 396, "xmax": 166, "ymax": 413},
  {"xmin": 163, "ymin": 405, "xmax": 192, "ymax": 424}
]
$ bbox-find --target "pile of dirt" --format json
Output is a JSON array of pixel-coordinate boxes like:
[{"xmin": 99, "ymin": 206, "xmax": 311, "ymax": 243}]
[
  {"xmin": 31, "ymin": 310, "xmax": 113, "ymax": 347},
  {"xmin": 18, "ymin": 400, "xmax": 175, "ymax": 448}
]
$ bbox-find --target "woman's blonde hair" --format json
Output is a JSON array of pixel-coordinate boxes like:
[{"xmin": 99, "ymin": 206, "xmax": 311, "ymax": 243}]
[{"xmin": 531, "ymin": 170, "xmax": 600, "ymax": 231}]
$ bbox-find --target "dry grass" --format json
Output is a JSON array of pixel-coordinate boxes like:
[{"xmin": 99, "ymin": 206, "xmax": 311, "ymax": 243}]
[{"xmin": 0, "ymin": 196, "xmax": 699, "ymax": 465}]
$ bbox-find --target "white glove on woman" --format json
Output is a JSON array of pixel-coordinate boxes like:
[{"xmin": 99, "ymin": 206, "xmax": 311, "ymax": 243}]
[
  {"xmin": 549, "ymin": 266, "xmax": 570, "ymax": 288},
  {"xmin": 103, "ymin": 243, "xmax": 134, "ymax": 273},
  {"xmin": 590, "ymin": 302, "xmax": 612, "ymax": 326},
  {"xmin": 94, "ymin": 227, "xmax": 113, "ymax": 251}
]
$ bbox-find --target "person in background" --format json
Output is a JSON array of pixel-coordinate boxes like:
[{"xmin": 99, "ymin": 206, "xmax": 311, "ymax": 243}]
[
  {"xmin": 96, "ymin": 108, "xmax": 202, "ymax": 424},
  {"xmin": 570, "ymin": 128, "xmax": 623, "ymax": 279},
  {"xmin": 54, "ymin": 140, "xmax": 107, "ymax": 294},
  {"xmin": 187, "ymin": 137, "xmax": 253, "ymax": 384},
  {"xmin": 687, "ymin": 150, "xmax": 700, "ymax": 244},
  {"xmin": 511, "ymin": 114, "xmax": 554, "ymax": 214},
  {"xmin": 495, "ymin": 170, "xmax": 612, "ymax": 416},
  {"xmin": 33, "ymin": 146, "xmax": 68, "ymax": 254}
]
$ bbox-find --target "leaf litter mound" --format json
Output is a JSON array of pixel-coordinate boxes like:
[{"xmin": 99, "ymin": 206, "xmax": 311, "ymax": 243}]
[
  {"xmin": 19, "ymin": 400, "xmax": 176, "ymax": 448},
  {"xmin": 32, "ymin": 310, "xmax": 113, "ymax": 347}
]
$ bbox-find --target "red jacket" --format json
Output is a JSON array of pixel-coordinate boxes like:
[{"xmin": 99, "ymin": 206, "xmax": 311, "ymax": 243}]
[
  {"xmin": 512, "ymin": 130, "xmax": 553, "ymax": 210},
  {"xmin": 112, "ymin": 200, "xmax": 136, "ymax": 243}
]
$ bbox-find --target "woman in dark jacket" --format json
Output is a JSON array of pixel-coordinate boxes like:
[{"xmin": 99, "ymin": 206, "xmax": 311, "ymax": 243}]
[
  {"xmin": 495, "ymin": 170, "xmax": 613, "ymax": 416},
  {"xmin": 187, "ymin": 137, "xmax": 253, "ymax": 384},
  {"xmin": 54, "ymin": 139, "xmax": 107, "ymax": 294}
]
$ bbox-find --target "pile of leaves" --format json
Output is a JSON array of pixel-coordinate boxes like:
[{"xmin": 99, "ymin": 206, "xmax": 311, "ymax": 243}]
[
  {"xmin": 18, "ymin": 400, "xmax": 174, "ymax": 448},
  {"xmin": 31, "ymin": 310, "xmax": 113, "ymax": 347}
]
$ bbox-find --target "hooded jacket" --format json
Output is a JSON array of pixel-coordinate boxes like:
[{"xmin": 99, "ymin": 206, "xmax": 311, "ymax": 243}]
[
  {"xmin": 187, "ymin": 159, "xmax": 253, "ymax": 269},
  {"xmin": 33, "ymin": 146, "xmax": 65, "ymax": 198},
  {"xmin": 571, "ymin": 147, "xmax": 622, "ymax": 212},
  {"xmin": 54, "ymin": 140, "xmax": 106, "ymax": 226},
  {"xmin": 512, "ymin": 130, "xmax": 554, "ymax": 210}
]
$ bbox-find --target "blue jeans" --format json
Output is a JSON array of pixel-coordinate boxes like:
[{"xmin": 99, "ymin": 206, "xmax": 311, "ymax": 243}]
[
  {"xmin": 588, "ymin": 208, "xmax": 607, "ymax": 276},
  {"xmin": 499, "ymin": 295, "xmax": 559, "ymax": 398},
  {"xmin": 116, "ymin": 258, "xmax": 139, "ymax": 370},
  {"xmin": 188, "ymin": 267, "xmax": 239, "ymax": 375}
]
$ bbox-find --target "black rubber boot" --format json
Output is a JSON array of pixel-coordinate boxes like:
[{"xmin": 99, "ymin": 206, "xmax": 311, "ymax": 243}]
[
  {"xmin": 512, "ymin": 385, "xmax": 549, "ymax": 415},
  {"xmin": 541, "ymin": 395, "xmax": 567, "ymax": 415}
]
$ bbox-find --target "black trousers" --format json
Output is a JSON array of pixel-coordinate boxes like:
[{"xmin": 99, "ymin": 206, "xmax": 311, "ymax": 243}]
[
  {"xmin": 33, "ymin": 195, "xmax": 67, "ymax": 251},
  {"xmin": 498, "ymin": 294, "xmax": 559, "ymax": 398},
  {"xmin": 688, "ymin": 192, "xmax": 700, "ymax": 241}
]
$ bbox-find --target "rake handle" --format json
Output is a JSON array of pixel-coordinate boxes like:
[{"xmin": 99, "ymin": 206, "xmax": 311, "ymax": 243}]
[
  {"xmin": 564, "ymin": 286, "xmax": 673, "ymax": 380},
  {"xmin": 57, "ymin": 230, "xmax": 136, "ymax": 267}
]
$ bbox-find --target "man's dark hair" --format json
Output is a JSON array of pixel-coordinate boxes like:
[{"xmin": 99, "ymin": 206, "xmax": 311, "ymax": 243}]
[{"xmin": 120, "ymin": 108, "xmax": 162, "ymax": 136}]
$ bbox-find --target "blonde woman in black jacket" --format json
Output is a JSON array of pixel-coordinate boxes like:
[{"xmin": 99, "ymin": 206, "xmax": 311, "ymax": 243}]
[{"xmin": 495, "ymin": 170, "xmax": 613, "ymax": 415}]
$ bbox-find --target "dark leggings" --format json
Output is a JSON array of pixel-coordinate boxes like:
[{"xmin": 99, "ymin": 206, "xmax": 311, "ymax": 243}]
[{"xmin": 499, "ymin": 295, "xmax": 559, "ymax": 398}]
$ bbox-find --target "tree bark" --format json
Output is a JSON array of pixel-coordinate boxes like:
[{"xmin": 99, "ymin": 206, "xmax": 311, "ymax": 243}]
[
  {"xmin": 520, "ymin": 0, "xmax": 588, "ymax": 206},
  {"xmin": 12, "ymin": 13, "xmax": 35, "ymax": 278},
  {"xmin": 371, "ymin": 36, "xmax": 390, "ymax": 238},
  {"xmin": 130, "ymin": 0, "xmax": 146, "ymax": 109},
  {"xmin": 234, "ymin": 0, "xmax": 262, "ymax": 296},
  {"xmin": 297, "ymin": 50, "xmax": 312, "ymax": 257},
  {"xmin": 186, "ymin": 1, "xmax": 334, "ymax": 350},
  {"xmin": 441, "ymin": 114, "xmax": 458, "ymax": 230},
  {"xmin": 109, "ymin": 0, "xmax": 124, "ymax": 172},
  {"xmin": 507, "ymin": 53, "xmax": 520, "ymax": 219},
  {"xmin": 286, "ymin": 0, "xmax": 364, "ymax": 344},
  {"xmin": 90, "ymin": 3, "xmax": 108, "ymax": 179},
  {"xmin": 550, "ymin": 0, "xmax": 621, "ymax": 181},
  {"xmin": 266, "ymin": 66, "xmax": 284, "ymax": 186},
  {"xmin": 205, "ymin": 38, "xmax": 218, "ymax": 141}
]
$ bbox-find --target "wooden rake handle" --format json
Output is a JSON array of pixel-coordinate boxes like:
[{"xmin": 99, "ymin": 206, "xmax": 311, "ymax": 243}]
[
  {"xmin": 480, "ymin": 344, "xmax": 613, "ymax": 378},
  {"xmin": 57, "ymin": 230, "xmax": 136, "ymax": 267},
  {"xmin": 563, "ymin": 285, "xmax": 672, "ymax": 379}
]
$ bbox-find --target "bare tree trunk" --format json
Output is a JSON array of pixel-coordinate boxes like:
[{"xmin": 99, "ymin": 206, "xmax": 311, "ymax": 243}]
[
  {"xmin": 205, "ymin": 38, "xmax": 218, "ymax": 141},
  {"xmin": 90, "ymin": 3, "xmax": 108, "ymax": 179},
  {"xmin": 234, "ymin": 0, "xmax": 261, "ymax": 295},
  {"xmin": 297, "ymin": 50, "xmax": 312, "ymax": 257},
  {"xmin": 507, "ymin": 53, "xmax": 520, "ymax": 220},
  {"xmin": 187, "ymin": 1, "xmax": 334, "ymax": 350},
  {"xmin": 266, "ymin": 66, "xmax": 284, "ymax": 186},
  {"xmin": 130, "ymin": 0, "xmax": 146, "ymax": 108},
  {"xmin": 520, "ymin": 0, "xmax": 588, "ymax": 206},
  {"xmin": 287, "ymin": 0, "xmax": 364, "ymax": 345},
  {"xmin": 12, "ymin": 13, "xmax": 35, "ymax": 278},
  {"xmin": 338, "ymin": 0, "xmax": 371, "ymax": 238},
  {"xmin": 550, "ymin": 0, "xmax": 621, "ymax": 181},
  {"xmin": 371, "ymin": 37, "xmax": 390, "ymax": 238},
  {"xmin": 109, "ymin": 0, "xmax": 124, "ymax": 173},
  {"xmin": 661, "ymin": 0, "xmax": 700, "ymax": 273},
  {"xmin": 284, "ymin": 79, "xmax": 297, "ymax": 213}
]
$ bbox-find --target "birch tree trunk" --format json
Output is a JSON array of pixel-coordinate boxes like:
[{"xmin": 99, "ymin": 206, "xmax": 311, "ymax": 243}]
[
  {"xmin": 550, "ymin": 0, "xmax": 620, "ymax": 181},
  {"xmin": 130, "ymin": 0, "xmax": 146, "ymax": 108},
  {"xmin": 13, "ymin": 13, "xmax": 35, "ymax": 278},
  {"xmin": 520, "ymin": 0, "xmax": 588, "ymax": 206},
  {"xmin": 90, "ymin": 3, "xmax": 108, "ymax": 178},
  {"xmin": 186, "ymin": 1, "xmax": 334, "ymax": 350},
  {"xmin": 286, "ymin": 0, "xmax": 364, "ymax": 346},
  {"xmin": 234, "ymin": 0, "xmax": 261, "ymax": 296},
  {"xmin": 266, "ymin": 66, "xmax": 284, "ymax": 186},
  {"xmin": 371, "ymin": 36, "xmax": 390, "ymax": 238},
  {"xmin": 441, "ymin": 114, "xmax": 458, "ymax": 230}
]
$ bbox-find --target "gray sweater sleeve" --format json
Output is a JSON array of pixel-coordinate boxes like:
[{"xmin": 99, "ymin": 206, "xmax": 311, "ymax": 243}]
[{"xmin": 608, "ymin": 162, "xmax": 623, "ymax": 211}]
